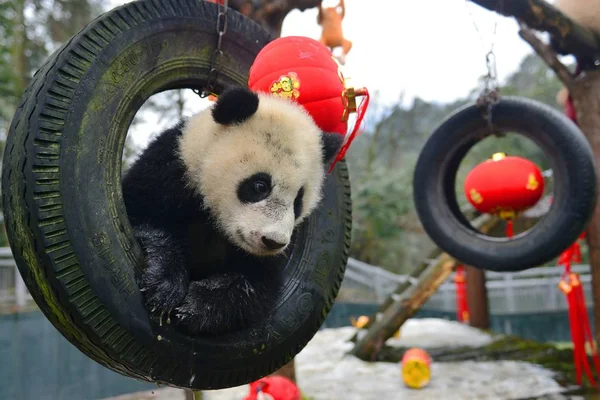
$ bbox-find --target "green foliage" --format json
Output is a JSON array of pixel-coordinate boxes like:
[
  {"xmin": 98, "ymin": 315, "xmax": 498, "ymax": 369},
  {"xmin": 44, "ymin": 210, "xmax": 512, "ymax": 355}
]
[
  {"xmin": 0, "ymin": 0, "xmax": 109, "ymax": 229},
  {"xmin": 347, "ymin": 52, "xmax": 567, "ymax": 273}
]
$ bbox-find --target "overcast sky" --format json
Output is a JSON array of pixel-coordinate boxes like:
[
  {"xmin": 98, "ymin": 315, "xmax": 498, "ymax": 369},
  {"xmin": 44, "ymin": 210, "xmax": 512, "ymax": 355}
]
[{"xmin": 108, "ymin": 0, "xmax": 556, "ymax": 148}]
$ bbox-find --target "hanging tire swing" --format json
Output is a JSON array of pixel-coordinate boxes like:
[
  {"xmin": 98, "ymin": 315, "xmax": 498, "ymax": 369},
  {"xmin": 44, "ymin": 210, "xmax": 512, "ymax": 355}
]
[
  {"xmin": 2, "ymin": 0, "xmax": 352, "ymax": 390},
  {"xmin": 413, "ymin": 96, "xmax": 597, "ymax": 272}
]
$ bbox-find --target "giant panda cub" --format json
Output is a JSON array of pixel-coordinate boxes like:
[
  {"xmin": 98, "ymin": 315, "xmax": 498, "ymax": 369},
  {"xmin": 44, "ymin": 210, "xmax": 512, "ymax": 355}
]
[{"xmin": 122, "ymin": 86, "xmax": 344, "ymax": 336}]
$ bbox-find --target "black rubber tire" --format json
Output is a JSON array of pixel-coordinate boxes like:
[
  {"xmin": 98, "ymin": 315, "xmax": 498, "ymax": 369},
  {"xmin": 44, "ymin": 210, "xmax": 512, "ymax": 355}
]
[
  {"xmin": 1, "ymin": 0, "xmax": 352, "ymax": 390},
  {"xmin": 413, "ymin": 96, "xmax": 597, "ymax": 272}
]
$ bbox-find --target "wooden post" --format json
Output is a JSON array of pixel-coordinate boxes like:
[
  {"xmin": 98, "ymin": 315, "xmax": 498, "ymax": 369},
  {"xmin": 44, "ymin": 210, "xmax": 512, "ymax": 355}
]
[
  {"xmin": 465, "ymin": 265, "xmax": 490, "ymax": 330},
  {"xmin": 269, "ymin": 359, "xmax": 296, "ymax": 383}
]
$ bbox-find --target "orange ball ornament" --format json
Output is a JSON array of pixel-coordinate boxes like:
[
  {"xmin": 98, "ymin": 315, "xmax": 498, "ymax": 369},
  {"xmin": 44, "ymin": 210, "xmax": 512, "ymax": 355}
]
[
  {"xmin": 464, "ymin": 153, "xmax": 544, "ymax": 220},
  {"xmin": 401, "ymin": 348, "xmax": 432, "ymax": 389}
]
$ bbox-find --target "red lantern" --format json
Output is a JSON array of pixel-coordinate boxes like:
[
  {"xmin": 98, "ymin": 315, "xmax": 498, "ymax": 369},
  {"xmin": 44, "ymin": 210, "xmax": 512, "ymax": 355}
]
[
  {"xmin": 244, "ymin": 376, "xmax": 301, "ymax": 400},
  {"xmin": 248, "ymin": 36, "xmax": 370, "ymax": 172},
  {"xmin": 464, "ymin": 153, "xmax": 544, "ymax": 237}
]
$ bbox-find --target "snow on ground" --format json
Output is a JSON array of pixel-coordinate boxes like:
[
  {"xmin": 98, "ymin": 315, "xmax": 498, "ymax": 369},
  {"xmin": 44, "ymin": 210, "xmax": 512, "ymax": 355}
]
[
  {"xmin": 383, "ymin": 318, "xmax": 494, "ymax": 348},
  {"xmin": 203, "ymin": 319, "xmax": 565, "ymax": 400},
  {"xmin": 103, "ymin": 318, "xmax": 567, "ymax": 400}
]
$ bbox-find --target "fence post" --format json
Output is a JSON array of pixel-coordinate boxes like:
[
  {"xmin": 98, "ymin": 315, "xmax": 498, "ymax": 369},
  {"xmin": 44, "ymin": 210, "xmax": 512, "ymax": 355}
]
[
  {"xmin": 15, "ymin": 263, "xmax": 26, "ymax": 308},
  {"xmin": 505, "ymin": 274, "xmax": 516, "ymax": 313}
]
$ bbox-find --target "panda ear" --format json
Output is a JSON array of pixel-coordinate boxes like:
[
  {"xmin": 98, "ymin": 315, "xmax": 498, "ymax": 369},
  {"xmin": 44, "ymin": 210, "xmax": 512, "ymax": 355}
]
[
  {"xmin": 321, "ymin": 132, "xmax": 345, "ymax": 165},
  {"xmin": 212, "ymin": 86, "xmax": 260, "ymax": 125}
]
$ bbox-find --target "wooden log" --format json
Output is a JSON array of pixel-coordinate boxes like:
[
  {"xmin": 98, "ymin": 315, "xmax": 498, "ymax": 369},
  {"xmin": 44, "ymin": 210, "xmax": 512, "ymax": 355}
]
[
  {"xmin": 348, "ymin": 207, "xmax": 481, "ymax": 342},
  {"xmin": 350, "ymin": 254, "xmax": 458, "ymax": 361},
  {"xmin": 469, "ymin": 0, "xmax": 600, "ymax": 65},
  {"xmin": 350, "ymin": 214, "xmax": 500, "ymax": 361}
]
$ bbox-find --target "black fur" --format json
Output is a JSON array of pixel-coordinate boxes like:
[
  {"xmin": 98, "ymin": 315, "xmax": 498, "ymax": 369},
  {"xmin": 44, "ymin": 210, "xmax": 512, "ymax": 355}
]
[
  {"xmin": 211, "ymin": 86, "xmax": 260, "ymax": 126},
  {"xmin": 293, "ymin": 187, "xmax": 304, "ymax": 219},
  {"xmin": 321, "ymin": 132, "xmax": 345, "ymax": 164},
  {"xmin": 236, "ymin": 172, "xmax": 273, "ymax": 203},
  {"xmin": 122, "ymin": 121, "xmax": 282, "ymax": 336}
]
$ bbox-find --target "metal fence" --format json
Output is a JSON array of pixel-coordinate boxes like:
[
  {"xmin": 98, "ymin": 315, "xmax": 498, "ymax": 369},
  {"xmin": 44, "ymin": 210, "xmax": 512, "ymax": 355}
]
[
  {"xmin": 342, "ymin": 257, "xmax": 590, "ymax": 314},
  {"xmin": 0, "ymin": 247, "xmax": 30, "ymax": 307},
  {"xmin": 427, "ymin": 264, "xmax": 591, "ymax": 314},
  {"xmin": 0, "ymin": 245, "xmax": 591, "ymax": 315}
]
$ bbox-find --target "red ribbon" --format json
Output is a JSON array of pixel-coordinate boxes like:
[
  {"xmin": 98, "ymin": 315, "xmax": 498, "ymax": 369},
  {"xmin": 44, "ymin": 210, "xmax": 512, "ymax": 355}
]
[
  {"xmin": 564, "ymin": 63, "xmax": 582, "ymax": 124},
  {"xmin": 559, "ymin": 233, "xmax": 600, "ymax": 388},
  {"xmin": 454, "ymin": 265, "xmax": 470, "ymax": 323},
  {"xmin": 329, "ymin": 88, "xmax": 370, "ymax": 173},
  {"xmin": 505, "ymin": 220, "xmax": 513, "ymax": 239}
]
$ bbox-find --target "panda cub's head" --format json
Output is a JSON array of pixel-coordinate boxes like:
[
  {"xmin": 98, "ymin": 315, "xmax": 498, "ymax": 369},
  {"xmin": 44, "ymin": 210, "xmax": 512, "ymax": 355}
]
[{"xmin": 179, "ymin": 86, "xmax": 344, "ymax": 256}]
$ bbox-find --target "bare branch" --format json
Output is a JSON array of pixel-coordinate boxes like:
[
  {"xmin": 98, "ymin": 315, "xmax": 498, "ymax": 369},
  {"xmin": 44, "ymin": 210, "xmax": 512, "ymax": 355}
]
[
  {"xmin": 469, "ymin": 0, "xmax": 600, "ymax": 64},
  {"xmin": 518, "ymin": 24, "xmax": 573, "ymax": 87}
]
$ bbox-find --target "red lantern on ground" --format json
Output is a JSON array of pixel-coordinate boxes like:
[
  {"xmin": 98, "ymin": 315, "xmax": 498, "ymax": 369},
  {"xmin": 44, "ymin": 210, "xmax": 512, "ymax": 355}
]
[
  {"xmin": 244, "ymin": 376, "xmax": 301, "ymax": 400},
  {"xmin": 248, "ymin": 36, "xmax": 370, "ymax": 172},
  {"xmin": 464, "ymin": 153, "xmax": 544, "ymax": 237}
]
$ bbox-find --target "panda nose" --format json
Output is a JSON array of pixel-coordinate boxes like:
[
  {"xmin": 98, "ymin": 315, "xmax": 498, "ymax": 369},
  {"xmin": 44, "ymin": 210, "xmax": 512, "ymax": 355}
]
[{"xmin": 261, "ymin": 236, "xmax": 287, "ymax": 250}]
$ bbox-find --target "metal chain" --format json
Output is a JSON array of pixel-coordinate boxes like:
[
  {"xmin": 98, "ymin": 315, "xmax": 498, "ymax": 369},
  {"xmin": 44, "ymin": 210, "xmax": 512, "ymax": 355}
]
[
  {"xmin": 465, "ymin": 0, "xmax": 503, "ymax": 134},
  {"xmin": 193, "ymin": 0, "xmax": 229, "ymax": 98}
]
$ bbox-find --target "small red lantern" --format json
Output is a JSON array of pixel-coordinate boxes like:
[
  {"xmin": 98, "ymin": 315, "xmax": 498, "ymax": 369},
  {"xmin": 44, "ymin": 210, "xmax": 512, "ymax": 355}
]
[
  {"xmin": 454, "ymin": 265, "xmax": 469, "ymax": 324},
  {"xmin": 248, "ymin": 36, "xmax": 370, "ymax": 172},
  {"xmin": 244, "ymin": 376, "xmax": 301, "ymax": 400},
  {"xmin": 464, "ymin": 153, "xmax": 544, "ymax": 237}
]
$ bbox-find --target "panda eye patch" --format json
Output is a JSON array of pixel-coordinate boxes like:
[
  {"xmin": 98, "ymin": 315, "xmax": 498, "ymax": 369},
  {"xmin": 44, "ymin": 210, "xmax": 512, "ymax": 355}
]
[
  {"xmin": 294, "ymin": 187, "xmax": 304, "ymax": 219},
  {"xmin": 237, "ymin": 172, "xmax": 273, "ymax": 203}
]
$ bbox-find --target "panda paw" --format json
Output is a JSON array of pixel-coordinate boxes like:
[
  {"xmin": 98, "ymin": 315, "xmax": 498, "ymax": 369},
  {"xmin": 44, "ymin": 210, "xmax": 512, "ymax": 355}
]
[
  {"xmin": 174, "ymin": 273, "xmax": 272, "ymax": 335},
  {"xmin": 134, "ymin": 224, "xmax": 190, "ymax": 316},
  {"xmin": 139, "ymin": 268, "xmax": 189, "ymax": 316}
]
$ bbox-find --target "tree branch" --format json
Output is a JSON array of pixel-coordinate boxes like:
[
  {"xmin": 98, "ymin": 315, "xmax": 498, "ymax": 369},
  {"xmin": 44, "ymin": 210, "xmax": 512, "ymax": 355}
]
[
  {"xmin": 518, "ymin": 24, "xmax": 573, "ymax": 87},
  {"xmin": 469, "ymin": 0, "xmax": 600, "ymax": 65}
]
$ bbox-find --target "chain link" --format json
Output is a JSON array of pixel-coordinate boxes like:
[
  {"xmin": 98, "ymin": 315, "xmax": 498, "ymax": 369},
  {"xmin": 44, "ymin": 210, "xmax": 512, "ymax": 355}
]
[
  {"xmin": 465, "ymin": 0, "xmax": 504, "ymax": 135},
  {"xmin": 193, "ymin": 0, "xmax": 229, "ymax": 98}
]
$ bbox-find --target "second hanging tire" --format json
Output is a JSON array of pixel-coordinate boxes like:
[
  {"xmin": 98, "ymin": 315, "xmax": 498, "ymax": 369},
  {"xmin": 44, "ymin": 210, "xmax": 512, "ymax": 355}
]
[{"xmin": 413, "ymin": 96, "xmax": 597, "ymax": 272}]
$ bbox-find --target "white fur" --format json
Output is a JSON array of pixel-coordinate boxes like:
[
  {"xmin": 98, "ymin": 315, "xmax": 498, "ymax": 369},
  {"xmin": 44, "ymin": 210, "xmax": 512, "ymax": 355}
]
[
  {"xmin": 178, "ymin": 93, "xmax": 326, "ymax": 256},
  {"xmin": 554, "ymin": 0, "xmax": 600, "ymax": 33}
]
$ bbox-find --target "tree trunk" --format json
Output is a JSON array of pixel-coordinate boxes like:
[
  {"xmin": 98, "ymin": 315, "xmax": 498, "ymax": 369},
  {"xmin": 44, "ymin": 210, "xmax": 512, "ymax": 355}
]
[
  {"xmin": 570, "ymin": 70, "xmax": 600, "ymax": 349},
  {"xmin": 228, "ymin": 0, "xmax": 322, "ymax": 37},
  {"xmin": 465, "ymin": 265, "xmax": 490, "ymax": 330}
]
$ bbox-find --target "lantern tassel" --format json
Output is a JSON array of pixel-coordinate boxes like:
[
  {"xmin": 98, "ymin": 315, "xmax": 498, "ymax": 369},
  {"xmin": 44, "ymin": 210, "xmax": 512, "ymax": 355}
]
[
  {"xmin": 558, "ymin": 232, "xmax": 600, "ymax": 389},
  {"xmin": 329, "ymin": 87, "xmax": 370, "ymax": 173},
  {"xmin": 505, "ymin": 219, "xmax": 513, "ymax": 238},
  {"xmin": 454, "ymin": 265, "xmax": 469, "ymax": 323}
]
